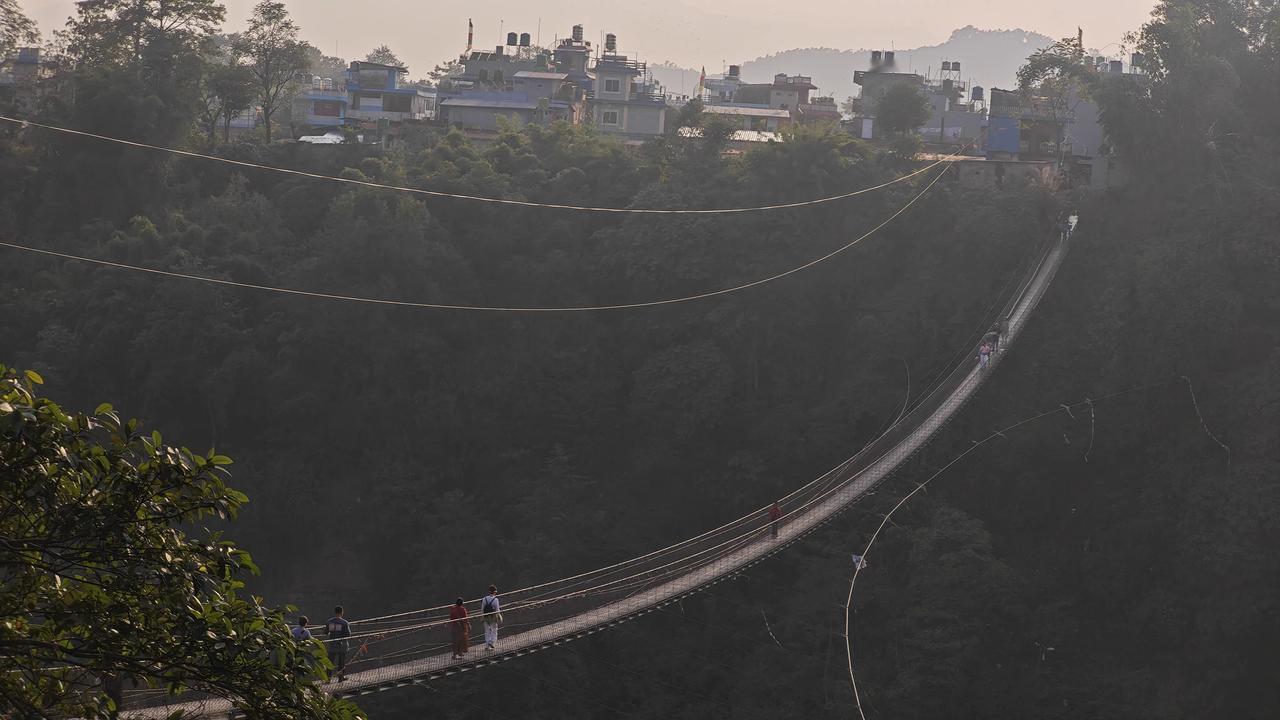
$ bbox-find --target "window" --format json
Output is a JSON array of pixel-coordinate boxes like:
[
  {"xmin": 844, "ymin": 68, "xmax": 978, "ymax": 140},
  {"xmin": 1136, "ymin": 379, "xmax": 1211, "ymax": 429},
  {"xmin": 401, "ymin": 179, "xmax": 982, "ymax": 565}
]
[
  {"xmin": 313, "ymin": 101, "xmax": 342, "ymax": 117},
  {"xmin": 604, "ymin": 78, "xmax": 621, "ymax": 93},
  {"xmin": 383, "ymin": 94, "xmax": 411, "ymax": 112},
  {"xmin": 602, "ymin": 110, "xmax": 619, "ymax": 125},
  {"xmin": 493, "ymin": 70, "xmax": 503, "ymax": 84},
  {"xmin": 478, "ymin": 69, "xmax": 489, "ymax": 83}
]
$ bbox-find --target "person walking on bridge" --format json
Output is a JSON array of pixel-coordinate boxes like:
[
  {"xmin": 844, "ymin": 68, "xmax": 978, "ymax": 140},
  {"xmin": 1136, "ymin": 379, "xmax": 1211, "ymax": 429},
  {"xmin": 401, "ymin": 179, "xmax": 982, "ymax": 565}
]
[
  {"xmin": 768, "ymin": 501, "xmax": 783, "ymax": 539},
  {"xmin": 291, "ymin": 616, "xmax": 312, "ymax": 642},
  {"xmin": 983, "ymin": 327, "xmax": 1000, "ymax": 355},
  {"xmin": 324, "ymin": 605, "xmax": 351, "ymax": 683},
  {"xmin": 449, "ymin": 597, "xmax": 471, "ymax": 659},
  {"xmin": 481, "ymin": 586, "xmax": 502, "ymax": 650}
]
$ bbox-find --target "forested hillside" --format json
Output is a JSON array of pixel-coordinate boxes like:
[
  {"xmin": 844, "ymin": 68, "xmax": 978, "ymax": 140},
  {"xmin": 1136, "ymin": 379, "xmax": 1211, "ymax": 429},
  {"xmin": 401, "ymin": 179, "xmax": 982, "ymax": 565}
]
[{"xmin": 3, "ymin": 0, "xmax": 1279, "ymax": 717}]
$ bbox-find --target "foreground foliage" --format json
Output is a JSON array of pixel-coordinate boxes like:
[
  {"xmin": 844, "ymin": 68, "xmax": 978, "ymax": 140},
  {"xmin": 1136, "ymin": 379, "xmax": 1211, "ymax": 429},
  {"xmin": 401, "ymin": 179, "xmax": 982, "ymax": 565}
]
[{"xmin": 0, "ymin": 366, "xmax": 360, "ymax": 718}]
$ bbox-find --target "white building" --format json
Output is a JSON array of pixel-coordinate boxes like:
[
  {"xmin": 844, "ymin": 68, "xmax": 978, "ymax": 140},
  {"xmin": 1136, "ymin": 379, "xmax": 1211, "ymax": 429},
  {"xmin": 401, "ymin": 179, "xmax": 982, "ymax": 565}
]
[{"xmin": 589, "ymin": 35, "xmax": 667, "ymax": 139}]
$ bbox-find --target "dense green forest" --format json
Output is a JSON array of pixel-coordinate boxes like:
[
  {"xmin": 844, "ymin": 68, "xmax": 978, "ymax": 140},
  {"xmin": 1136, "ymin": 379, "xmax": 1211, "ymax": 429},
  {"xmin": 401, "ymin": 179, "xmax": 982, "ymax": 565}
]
[{"xmin": 3, "ymin": 0, "xmax": 1279, "ymax": 717}]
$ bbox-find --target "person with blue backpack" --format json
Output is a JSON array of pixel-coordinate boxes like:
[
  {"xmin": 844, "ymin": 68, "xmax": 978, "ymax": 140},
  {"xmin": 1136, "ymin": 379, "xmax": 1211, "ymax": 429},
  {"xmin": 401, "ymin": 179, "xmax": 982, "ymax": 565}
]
[{"xmin": 481, "ymin": 585, "xmax": 502, "ymax": 650}]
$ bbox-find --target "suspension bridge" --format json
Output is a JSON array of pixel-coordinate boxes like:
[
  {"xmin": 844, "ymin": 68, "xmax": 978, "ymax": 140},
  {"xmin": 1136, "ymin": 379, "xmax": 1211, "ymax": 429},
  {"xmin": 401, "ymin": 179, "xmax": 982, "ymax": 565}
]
[{"xmin": 126, "ymin": 231, "xmax": 1069, "ymax": 718}]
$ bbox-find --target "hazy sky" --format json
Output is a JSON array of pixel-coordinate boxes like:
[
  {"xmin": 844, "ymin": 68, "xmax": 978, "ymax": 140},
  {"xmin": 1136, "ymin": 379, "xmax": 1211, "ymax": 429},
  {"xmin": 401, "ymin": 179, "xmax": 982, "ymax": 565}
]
[{"xmin": 25, "ymin": 0, "xmax": 1157, "ymax": 75}]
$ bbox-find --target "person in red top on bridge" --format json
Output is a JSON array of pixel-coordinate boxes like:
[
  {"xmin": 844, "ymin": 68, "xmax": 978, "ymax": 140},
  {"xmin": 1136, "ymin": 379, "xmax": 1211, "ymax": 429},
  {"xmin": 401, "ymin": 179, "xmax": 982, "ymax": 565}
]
[
  {"xmin": 449, "ymin": 598, "xmax": 470, "ymax": 659},
  {"xmin": 768, "ymin": 501, "xmax": 783, "ymax": 539}
]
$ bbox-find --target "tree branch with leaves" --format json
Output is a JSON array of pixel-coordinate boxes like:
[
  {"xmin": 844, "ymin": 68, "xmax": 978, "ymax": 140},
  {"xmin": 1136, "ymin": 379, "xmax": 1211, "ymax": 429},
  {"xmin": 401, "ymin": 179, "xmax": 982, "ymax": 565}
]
[{"xmin": 0, "ymin": 365, "xmax": 363, "ymax": 719}]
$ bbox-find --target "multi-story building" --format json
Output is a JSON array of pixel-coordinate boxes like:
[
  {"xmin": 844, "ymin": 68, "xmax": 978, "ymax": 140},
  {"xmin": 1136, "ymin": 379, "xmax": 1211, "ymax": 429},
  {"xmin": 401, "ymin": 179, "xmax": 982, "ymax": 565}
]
[
  {"xmin": 589, "ymin": 34, "xmax": 667, "ymax": 139},
  {"xmin": 441, "ymin": 23, "xmax": 670, "ymax": 141},
  {"xmin": 853, "ymin": 52, "xmax": 983, "ymax": 143},
  {"xmin": 704, "ymin": 65, "xmax": 744, "ymax": 104},
  {"xmin": 456, "ymin": 45, "xmax": 554, "ymax": 88},
  {"xmin": 986, "ymin": 63, "xmax": 1135, "ymax": 190},
  {"xmin": 731, "ymin": 73, "xmax": 819, "ymax": 113},
  {"xmin": 346, "ymin": 61, "xmax": 435, "ymax": 124}
]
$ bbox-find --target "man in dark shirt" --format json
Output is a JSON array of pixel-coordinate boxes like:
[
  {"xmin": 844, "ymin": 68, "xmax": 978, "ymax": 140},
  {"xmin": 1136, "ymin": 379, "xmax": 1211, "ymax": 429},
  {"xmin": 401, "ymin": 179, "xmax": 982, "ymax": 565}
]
[{"xmin": 325, "ymin": 606, "xmax": 352, "ymax": 682}]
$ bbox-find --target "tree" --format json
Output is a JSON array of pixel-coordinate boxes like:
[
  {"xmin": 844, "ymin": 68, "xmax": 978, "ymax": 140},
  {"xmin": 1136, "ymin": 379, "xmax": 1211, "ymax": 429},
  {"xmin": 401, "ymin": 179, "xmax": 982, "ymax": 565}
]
[
  {"xmin": 673, "ymin": 96, "xmax": 705, "ymax": 130},
  {"xmin": 66, "ymin": 0, "xmax": 225, "ymax": 69},
  {"xmin": 302, "ymin": 43, "xmax": 348, "ymax": 80},
  {"xmin": 875, "ymin": 82, "xmax": 931, "ymax": 135},
  {"xmin": 426, "ymin": 58, "xmax": 460, "ymax": 85},
  {"xmin": 0, "ymin": 0, "xmax": 38, "ymax": 59},
  {"xmin": 364, "ymin": 44, "xmax": 403, "ymax": 67},
  {"xmin": 1017, "ymin": 33, "xmax": 1093, "ymax": 93},
  {"xmin": 198, "ymin": 55, "xmax": 256, "ymax": 146},
  {"xmin": 232, "ymin": 1, "xmax": 308, "ymax": 140},
  {"xmin": 0, "ymin": 366, "xmax": 364, "ymax": 718}
]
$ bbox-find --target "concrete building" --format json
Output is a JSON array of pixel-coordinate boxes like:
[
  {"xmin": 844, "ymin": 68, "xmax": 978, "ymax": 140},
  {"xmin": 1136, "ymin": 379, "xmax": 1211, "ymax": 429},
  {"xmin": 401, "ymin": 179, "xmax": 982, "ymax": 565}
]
[
  {"xmin": 292, "ymin": 77, "xmax": 348, "ymax": 128},
  {"xmin": 730, "ymin": 73, "xmax": 820, "ymax": 113},
  {"xmin": 347, "ymin": 61, "xmax": 435, "ymax": 124},
  {"xmin": 439, "ymin": 95, "xmax": 543, "ymax": 131},
  {"xmin": 0, "ymin": 47, "xmax": 49, "ymax": 112},
  {"xmin": 457, "ymin": 46, "xmax": 554, "ymax": 88},
  {"xmin": 553, "ymin": 25, "xmax": 593, "ymax": 87},
  {"xmin": 704, "ymin": 65, "xmax": 744, "ymax": 103},
  {"xmin": 441, "ymin": 23, "xmax": 670, "ymax": 140},
  {"xmin": 854, "ymin": 53, "xmax": 983, "ymax": 143},
  {"xmin": 589, "ymin": 34, "xmax": 667, "ymax": 139},
  {"xmin": 983, "ymin": 56, "xmax": 1142, "ymax": 190},
  {"xmin": 796, "ymin": 96, "xmax": 842, "ymax": 124}
]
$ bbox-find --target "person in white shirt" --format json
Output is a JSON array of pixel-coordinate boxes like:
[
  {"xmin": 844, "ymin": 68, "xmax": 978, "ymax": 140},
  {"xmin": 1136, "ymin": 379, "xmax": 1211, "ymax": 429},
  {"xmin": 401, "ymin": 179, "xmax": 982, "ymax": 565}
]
[{"xmin": 481, "ymin": 585, "xmax": 501, "ymax": 650}]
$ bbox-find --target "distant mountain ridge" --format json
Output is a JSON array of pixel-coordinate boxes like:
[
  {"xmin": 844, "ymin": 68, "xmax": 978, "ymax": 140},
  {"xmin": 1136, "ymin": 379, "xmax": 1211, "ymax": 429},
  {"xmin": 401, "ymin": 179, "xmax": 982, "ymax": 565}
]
[{"xmin": 650, "ymin": 26, "xmax": 1056, "ymax": 102}]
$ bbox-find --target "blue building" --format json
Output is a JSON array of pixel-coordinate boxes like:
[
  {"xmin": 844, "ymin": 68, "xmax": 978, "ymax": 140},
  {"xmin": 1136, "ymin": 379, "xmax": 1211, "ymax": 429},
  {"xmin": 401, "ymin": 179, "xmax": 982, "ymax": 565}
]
[
  {"xmin": 293, "ymin": 77, "xmax": 348, "ymax": 128},
  {"xmin": 346, "ymin": 61, "xmax": 435, "ymax": 124}
]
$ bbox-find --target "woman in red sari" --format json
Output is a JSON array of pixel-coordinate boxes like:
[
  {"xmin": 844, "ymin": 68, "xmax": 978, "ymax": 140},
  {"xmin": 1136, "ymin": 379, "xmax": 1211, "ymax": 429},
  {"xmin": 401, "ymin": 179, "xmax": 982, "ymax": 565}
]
[{"xmin": 449, "ymin": 597, "xmax": 470, "ymax": 658}]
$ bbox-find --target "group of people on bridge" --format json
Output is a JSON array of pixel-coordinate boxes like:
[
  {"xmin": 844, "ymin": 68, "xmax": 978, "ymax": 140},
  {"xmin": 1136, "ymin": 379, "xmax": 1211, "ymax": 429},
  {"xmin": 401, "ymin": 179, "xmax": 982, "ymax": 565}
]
[
  {"xmin": 978, "ymin": 321, "xmax": 1008, "ymax": 370},
  {"xmin": 290, "ymin": 606, "xmax": 352, "ymax": 682},
  {"xmin": 446, "ymin": 585, "xmax": 504, "ymax": 659},
  {"xmin": 287, "ymin": 585, "xmax": 504, "ymax": 681}
]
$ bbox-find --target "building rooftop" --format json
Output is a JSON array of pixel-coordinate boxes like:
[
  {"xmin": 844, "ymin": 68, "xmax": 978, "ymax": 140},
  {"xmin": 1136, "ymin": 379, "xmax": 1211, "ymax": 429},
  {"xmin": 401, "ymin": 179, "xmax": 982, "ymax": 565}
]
[
  {"xmin": 351, "ymin": 61, "xmax": 408, "ymax": 73},
  {"xmin": 702, "ymin": 105, "xmax": 792, "ymax": 119},
  {"xmin": 440, "ymin": 98, "xmax": 541, "ymax": 110},
  {"xmin": 678, "ymin": 128, "xmax": 784, "ymax": 143},
  {"xmin": 513, "ymin": 71, "xmax": 569, "ymax": 81}
]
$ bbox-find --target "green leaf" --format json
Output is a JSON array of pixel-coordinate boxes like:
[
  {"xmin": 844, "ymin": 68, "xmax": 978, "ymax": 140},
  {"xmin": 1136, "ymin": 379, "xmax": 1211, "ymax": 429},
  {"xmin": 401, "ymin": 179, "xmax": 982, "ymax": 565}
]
[
  {"xmin": 211, "ymin": 455, "xmax": 233, "ymax": 466},
  {"xmin": 25, "ymin": 369, "xmax": 44, "ymax": 385},
  {"xmin": 96, "ymin": 403, "xmax": 114, "ymax": 415}
]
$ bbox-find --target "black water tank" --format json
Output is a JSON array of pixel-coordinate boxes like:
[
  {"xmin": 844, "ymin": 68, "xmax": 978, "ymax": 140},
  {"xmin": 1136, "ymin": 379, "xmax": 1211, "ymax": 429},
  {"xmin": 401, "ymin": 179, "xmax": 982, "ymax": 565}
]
[
  {"xmin": 507, "ymin": 32, "xmax": 518, "ymax": 46},
  {"xmin": 520, "ymin": 32, "xmax": 531, "ymax": 47}
]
